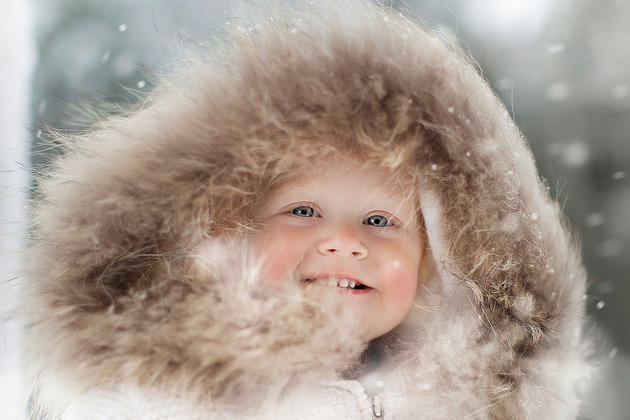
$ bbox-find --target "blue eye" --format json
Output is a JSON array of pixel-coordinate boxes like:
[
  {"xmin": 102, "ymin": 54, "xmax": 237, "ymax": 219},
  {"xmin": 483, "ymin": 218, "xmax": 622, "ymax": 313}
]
[
  {"xmin": 291, "ymin": 205, "xmax": 317, "ymax": 217},
  {"xmin": 365, "ymin": 214, "xmax": 392, "ymax": 227}
]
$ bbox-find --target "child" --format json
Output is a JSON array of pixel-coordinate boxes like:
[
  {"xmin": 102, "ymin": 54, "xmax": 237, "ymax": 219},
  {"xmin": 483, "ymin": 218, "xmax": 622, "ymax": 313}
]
[
  {"xmin": 248, "ymin": 156, "xmax": 426, "ymax": 345},
  {"xmin": 22, "ymin": 0, "xmax": 590, "ymax": 418}
]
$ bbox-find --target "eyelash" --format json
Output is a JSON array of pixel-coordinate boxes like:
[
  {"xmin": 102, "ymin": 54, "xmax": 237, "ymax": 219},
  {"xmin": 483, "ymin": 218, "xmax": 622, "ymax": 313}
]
[{"xmin": 289, "ymin": 204, "xmax": 395, "ymax": 227}]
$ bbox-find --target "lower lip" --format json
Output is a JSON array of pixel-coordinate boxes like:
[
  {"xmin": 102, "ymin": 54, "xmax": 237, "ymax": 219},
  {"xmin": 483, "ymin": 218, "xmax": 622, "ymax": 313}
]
[{"xmin": 338, "ymin": 287, "xmax": 373, "ymax": 295}]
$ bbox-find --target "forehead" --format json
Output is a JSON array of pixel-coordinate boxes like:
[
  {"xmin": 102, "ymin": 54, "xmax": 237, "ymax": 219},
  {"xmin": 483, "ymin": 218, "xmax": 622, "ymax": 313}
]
[{"xmin": 267, "ymin": 160, "xmax": 417, "ymax": 214}]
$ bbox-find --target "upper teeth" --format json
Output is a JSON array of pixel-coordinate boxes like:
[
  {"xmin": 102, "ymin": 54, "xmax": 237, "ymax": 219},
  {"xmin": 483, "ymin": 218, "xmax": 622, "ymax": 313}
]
[{"xmin": 317, "ymin": 278, "xmax": 360, "ymax": 289}]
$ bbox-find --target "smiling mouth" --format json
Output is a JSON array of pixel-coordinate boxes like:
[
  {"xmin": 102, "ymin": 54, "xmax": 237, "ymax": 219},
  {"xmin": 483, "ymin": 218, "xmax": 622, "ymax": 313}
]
[{"xmin": 301, "ymin": 277, "xmax": 371, "ymax": 291}]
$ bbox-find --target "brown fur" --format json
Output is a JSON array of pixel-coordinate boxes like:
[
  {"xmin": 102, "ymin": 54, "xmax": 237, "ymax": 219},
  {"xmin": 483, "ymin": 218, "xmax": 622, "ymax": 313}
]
[{"xmin": 22, "ymin": 1, "xmax": 589, "ymax": 418}]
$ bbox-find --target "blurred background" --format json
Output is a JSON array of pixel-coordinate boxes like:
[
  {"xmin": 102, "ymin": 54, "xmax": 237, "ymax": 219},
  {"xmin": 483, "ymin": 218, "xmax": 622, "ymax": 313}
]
[{"xmin": 1, "ymin": 0, "xmax": 628, "ymax": 418}]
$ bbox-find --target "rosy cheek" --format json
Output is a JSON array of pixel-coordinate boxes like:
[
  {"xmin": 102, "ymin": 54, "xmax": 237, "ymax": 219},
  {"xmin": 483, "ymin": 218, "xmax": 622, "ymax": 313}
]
[
  {"xmin": 262, "ymin": 250, "xmax": 296, "ymax": 282},
  {"xmin": 382, "ymin": 260, "xmax": 418, "ymax": 303},
  {"xmin": 252, "ymin": 228, "xmax": 305, "ymax": 283}
]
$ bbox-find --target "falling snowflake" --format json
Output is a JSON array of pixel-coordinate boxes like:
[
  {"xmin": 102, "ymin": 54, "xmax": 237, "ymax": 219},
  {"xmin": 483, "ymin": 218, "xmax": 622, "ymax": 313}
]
[
  {"xmin": 585, "ymin": 213, "xmax": 604, "ymax": 227},
  {"xmin": 546, "ymin": 43, "xmax": 565, "ymax": 54},
  {"xmin": 612, "ymin": 171, "xmax": 626, "ymax": 180},
  {"xmin": 546, "ymin": 82, "xmax": 570, "ymax": 101},
  {"xmin": 608, "ymin": 347, "xmax": 618, "ymax": 359},
  {"xmin": 38, "ymin": 99, "xmax": 47, "ymax": 115},
  {"xmin": 611, "ymin": 84, "xmax": 628, "ymax": 99},
  {"xmin": 563, "ymin": 141, "xmax": 589, "ymax": 167},
  {"xmin": 598, "ymin": 238, "xmax": 622, "ymax": 258}
]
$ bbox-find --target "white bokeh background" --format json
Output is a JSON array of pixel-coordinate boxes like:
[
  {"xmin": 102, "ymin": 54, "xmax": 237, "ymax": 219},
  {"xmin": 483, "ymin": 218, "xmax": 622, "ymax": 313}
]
[{"xmin": 1, "ymin": 0, "xmax": 33, "ymax": 418}]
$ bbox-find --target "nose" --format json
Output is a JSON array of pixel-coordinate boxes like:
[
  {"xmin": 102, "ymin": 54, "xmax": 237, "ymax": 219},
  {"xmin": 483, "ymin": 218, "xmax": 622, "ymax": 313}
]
[{"xmin": 317, "ymin": 225, "xmax": 368, "ymax": 259}]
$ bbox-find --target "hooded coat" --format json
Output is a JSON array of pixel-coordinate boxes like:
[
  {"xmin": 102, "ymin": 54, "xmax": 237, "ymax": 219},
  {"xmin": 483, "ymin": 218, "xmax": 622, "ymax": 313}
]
[{"xmin": 22, "ymin": 1, "xmax": 590, "ymax": 418}]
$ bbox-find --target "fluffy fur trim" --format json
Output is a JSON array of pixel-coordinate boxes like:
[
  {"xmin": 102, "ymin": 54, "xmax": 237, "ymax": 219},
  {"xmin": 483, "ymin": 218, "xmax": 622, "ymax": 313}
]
[{"xmin": 22, "ymin": 0, "xmax": 589, "ymax": 418}]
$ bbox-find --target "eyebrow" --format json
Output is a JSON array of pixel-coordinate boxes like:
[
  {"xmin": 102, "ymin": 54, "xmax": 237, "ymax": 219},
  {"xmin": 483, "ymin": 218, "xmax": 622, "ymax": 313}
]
[{"xmin": 265, "ymin": 171, "xmax": 418, "ymax": 214}]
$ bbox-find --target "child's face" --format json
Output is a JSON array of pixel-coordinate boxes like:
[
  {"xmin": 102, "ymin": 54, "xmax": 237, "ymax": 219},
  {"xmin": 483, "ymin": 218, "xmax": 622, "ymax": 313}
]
[{"xmin": 249, "ymin": 160, "xmax": 424, "ymax": 341}]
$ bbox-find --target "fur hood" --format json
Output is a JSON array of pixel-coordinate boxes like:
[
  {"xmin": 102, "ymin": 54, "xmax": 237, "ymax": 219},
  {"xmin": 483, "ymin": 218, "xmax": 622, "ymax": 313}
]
[{"xmin": 23, "ymin": 1, "xmax": 589, "ymax": 418}]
